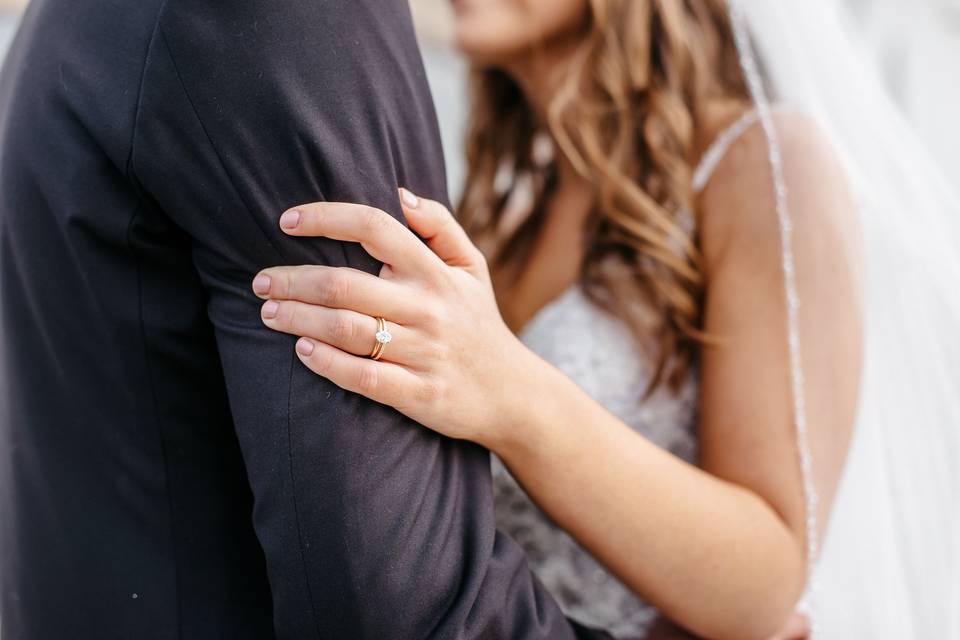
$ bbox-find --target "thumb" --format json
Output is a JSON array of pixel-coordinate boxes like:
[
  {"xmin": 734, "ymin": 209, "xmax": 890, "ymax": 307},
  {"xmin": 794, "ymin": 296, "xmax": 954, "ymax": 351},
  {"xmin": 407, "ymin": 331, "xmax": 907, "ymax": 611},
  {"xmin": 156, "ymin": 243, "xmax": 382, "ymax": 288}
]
[{"xmin": 399, "ymin": 188, "xmax": 486, "ymax": 275}]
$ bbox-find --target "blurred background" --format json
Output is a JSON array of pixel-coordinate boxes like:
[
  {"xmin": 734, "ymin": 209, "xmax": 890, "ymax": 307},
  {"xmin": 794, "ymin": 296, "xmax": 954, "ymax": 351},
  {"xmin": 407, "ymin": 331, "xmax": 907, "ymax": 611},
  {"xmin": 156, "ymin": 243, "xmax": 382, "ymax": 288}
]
[{"xmin": 2, "ymin": 0, "xmax": 958, "ymax": 196}]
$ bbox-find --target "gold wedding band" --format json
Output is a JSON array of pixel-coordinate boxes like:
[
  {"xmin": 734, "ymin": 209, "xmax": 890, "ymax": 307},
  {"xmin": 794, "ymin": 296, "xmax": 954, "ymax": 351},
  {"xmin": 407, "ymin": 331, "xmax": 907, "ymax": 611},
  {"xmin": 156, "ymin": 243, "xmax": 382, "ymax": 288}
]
[{"xmin": 369, "ymin": 316, "xmax": 392, "ymax": 361}]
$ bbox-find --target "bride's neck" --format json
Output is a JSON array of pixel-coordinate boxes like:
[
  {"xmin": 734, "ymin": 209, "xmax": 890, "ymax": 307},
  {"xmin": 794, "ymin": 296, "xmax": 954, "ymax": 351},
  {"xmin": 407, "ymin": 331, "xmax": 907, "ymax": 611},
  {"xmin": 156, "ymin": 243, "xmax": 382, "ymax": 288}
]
[{"xmin": 503, "ymin": 57, "xmax": 594, "ymax": 197}]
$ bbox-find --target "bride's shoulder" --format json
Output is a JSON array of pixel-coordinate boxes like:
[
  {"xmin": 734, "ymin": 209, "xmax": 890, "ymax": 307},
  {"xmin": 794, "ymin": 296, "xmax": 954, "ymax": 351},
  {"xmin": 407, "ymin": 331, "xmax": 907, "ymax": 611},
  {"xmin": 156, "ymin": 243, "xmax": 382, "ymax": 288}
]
[{"xmin": 696, "ymin": 106, "xmax": 859, "ymax": 272}]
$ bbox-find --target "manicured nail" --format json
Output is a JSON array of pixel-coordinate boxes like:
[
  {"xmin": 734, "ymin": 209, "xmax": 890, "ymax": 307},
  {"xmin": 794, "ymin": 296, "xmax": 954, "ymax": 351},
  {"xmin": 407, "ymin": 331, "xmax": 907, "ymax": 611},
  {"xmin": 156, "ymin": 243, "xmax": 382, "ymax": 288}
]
[
  {"xmin": 399, "ymin": 188, "xmax": 419, "ymax": 209},
  {"xmin": 252, "ymin": 274, "xmax": 271, "ymax": 295},
  {"xmin": 279, "ymin": 210, "xmax": 301, "ymax": 229},
  {"xmin": 261, "ymin": 300, "xmax": 279, "ymax": 319},
  {"xmin": 296, "ymin": 338, "xmax": 315, "ymax": 356}
]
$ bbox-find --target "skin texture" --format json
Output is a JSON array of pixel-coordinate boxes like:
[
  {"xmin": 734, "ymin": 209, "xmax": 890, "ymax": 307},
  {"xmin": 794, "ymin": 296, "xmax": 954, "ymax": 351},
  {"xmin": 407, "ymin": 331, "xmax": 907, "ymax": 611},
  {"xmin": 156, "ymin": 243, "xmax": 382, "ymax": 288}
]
[{"xmin": 254, "ymin": 2, "xmax": 860, "ymax": 638}]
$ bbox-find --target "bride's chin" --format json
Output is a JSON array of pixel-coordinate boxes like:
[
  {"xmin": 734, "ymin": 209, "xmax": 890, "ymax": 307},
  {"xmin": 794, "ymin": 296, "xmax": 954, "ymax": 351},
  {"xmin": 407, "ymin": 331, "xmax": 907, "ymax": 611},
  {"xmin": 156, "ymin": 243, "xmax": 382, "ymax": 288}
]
[{"xmin": 453, "ymin": 31, "xmax": 528, "ymax": 69}]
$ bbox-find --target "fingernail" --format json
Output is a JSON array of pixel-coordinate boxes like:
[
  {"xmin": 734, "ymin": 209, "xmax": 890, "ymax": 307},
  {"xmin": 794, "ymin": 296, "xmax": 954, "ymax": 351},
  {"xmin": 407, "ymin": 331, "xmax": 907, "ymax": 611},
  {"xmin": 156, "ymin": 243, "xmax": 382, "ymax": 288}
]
[
  {"xmin": 279, "ymin": 210, "xmax": 301, "ymax": 229},
  {"xmin": 261, "ymin": 300, "xmax": 279, "ymax": 319},
  {"xmin": 399, "ymin": 188, "xmax": 419, "ymax": 209},
  {"xmin": 252, "ymin": 274, "xmax": 271, "ymax": 295},
  {"xmin": 296, "ymin": 337, "xmax": 315, "ymax": 356}
]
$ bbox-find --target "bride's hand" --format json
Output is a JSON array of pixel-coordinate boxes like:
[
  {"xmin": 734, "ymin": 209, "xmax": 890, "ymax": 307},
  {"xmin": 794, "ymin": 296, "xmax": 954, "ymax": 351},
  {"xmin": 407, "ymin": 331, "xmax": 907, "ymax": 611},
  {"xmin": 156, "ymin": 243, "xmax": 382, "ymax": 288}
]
[
  {"xmin": 645, "ymin": 611, "xmax": 808, "ymax": 640},
  {"xmin": 767, "ymin": 612, "xmax": 810, "ymax": 640},
  {"xmin": 253, "ymin": 189, "xmax": 536, "ymax": 449}
]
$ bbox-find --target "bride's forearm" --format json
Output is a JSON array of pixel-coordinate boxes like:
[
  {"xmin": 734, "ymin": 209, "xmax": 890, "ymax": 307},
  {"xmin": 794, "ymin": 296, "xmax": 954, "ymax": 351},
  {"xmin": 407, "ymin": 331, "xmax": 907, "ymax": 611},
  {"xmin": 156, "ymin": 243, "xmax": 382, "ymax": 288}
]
[{"xmin": 488, "ymin": 352, "xmax": 806, "ymax": 640}]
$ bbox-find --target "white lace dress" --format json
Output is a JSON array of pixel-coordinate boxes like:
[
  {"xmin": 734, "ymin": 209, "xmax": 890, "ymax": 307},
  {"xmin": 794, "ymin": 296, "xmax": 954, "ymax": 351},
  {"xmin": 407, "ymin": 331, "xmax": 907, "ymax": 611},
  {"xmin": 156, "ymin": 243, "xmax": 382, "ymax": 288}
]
[{"xmin": 491, "ymin": 110, "xmax": 763, "ymax": 639}]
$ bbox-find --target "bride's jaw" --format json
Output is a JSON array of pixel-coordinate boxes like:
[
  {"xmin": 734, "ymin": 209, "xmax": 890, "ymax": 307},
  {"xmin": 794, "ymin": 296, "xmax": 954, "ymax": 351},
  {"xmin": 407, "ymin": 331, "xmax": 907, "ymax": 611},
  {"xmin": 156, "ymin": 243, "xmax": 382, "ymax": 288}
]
[{"xmin": 450, "ymin": 0, "xmax": 590, "ymax": 70}]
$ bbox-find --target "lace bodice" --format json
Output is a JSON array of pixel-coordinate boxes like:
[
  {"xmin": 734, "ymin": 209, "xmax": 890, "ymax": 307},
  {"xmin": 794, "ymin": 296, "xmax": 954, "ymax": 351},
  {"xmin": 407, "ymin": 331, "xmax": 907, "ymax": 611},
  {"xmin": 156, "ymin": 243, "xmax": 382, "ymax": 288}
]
[
  {"xmin": 491, "ymin": 287, "xmax": 698, "ymax": 638},
  {"xmin": 491, "ymin": 109, "xmax": 762, "ymax": 638}
]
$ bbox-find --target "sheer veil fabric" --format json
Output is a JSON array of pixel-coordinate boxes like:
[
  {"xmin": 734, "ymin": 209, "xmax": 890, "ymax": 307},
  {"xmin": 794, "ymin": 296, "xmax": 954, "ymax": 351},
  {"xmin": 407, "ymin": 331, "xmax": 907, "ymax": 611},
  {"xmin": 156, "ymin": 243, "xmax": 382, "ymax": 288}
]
[{"xmin": 727, "ymin": 1, "xmax": 960, "ymax": 637}]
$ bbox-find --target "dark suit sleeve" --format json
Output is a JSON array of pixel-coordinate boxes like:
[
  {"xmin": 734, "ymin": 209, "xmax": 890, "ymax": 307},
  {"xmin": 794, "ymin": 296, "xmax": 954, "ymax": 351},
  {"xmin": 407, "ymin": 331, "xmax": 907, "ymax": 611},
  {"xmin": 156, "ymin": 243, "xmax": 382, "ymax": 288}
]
[{"xmin": 128, "ymin": 1, "xmax": 583, "ymax": 638}]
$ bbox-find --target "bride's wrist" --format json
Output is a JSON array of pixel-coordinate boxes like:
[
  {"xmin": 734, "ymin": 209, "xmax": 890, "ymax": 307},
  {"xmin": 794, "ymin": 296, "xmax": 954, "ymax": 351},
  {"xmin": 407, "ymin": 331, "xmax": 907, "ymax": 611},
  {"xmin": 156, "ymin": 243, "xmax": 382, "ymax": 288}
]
[{"xmin": 481, "ymin": 344, "xmax": 563, "ymax": 460}]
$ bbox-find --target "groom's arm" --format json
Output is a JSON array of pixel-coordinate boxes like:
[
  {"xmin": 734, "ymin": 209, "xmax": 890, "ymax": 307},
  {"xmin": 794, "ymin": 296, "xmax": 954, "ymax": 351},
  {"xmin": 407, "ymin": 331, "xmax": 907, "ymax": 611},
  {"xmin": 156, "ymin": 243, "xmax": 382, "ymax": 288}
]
[{"xmin": 129, "ymin": 1, "xmax": 587, "ymax": 638}]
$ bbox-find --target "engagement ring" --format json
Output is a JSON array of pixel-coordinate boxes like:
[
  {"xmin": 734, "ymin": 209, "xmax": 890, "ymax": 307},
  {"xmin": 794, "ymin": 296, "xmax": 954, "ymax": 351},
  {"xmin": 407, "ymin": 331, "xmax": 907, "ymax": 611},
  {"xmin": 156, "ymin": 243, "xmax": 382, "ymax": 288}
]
[{"xmin": 369, "ymin": 317, "xmax": 392, "ymax": 361}]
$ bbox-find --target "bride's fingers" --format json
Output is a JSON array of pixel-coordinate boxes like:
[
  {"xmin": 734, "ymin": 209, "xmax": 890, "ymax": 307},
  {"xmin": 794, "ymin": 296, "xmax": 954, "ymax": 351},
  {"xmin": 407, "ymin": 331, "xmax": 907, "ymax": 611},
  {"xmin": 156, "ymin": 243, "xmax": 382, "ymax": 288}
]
[
  {"xmin": 293, "ymin": 337, "xmax": 422, "ymax": 409},
  {"xmin": 767, "ymin": 613, "xmax": 810, "ymax": 640},
  {"xmin": 399, "ymin": 188, "xmax": 488, "ymax": 278},
  {"xmin": 260, "ymin": 299, "xmax": 418, "ymax": 365},
  {"xmin": 278, "ymin": 201, "xmax": 443, "ymax": 277},
  {"xmin": 253, "ymin": 265, "xmax": 417, "ymax": 323}
]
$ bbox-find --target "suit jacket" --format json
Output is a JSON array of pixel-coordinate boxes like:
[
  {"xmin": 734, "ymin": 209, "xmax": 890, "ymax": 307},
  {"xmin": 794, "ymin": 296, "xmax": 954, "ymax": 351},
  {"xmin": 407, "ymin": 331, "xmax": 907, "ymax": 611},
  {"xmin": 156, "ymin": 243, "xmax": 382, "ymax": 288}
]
[{"xmin": 0, "ymin": 1, "xmax": 611, "ymax": 638}]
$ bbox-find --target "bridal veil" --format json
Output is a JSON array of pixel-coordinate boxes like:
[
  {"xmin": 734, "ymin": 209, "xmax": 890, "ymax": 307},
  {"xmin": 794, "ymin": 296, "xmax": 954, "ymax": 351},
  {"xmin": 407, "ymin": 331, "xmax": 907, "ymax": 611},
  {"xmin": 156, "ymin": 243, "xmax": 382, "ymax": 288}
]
[{"xmin": 727, "ymin": 1, "xmax": 960, "ymax": 636}]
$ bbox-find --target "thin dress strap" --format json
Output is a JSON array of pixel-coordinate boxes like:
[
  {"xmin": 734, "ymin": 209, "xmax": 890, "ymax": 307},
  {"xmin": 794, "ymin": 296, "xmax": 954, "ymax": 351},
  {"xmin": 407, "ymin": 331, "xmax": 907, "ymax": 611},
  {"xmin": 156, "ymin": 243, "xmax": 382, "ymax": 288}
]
[{"xmin": 691, "ymin": 108, "xmax": 761, "ymax": 193}]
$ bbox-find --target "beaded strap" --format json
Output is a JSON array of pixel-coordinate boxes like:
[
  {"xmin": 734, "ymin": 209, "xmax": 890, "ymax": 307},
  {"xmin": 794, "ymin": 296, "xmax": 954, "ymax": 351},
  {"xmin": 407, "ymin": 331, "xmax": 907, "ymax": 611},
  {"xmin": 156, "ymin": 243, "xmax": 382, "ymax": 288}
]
[{"xmin": 691, "ymin": 109, "xmax": 761, "ymax": 193}]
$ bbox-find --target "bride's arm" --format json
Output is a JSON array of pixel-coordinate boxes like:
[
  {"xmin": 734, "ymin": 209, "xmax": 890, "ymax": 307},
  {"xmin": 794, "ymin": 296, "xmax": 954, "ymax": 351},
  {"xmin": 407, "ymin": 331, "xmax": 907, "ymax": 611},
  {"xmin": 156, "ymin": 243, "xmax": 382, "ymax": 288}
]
[
  {"xmin": 491, "ymin": 119, "xmax": 859, "ymax": 639},
  {"xmin": 255, "ymin": 118, "xmax": 859, "ymax": 640}
]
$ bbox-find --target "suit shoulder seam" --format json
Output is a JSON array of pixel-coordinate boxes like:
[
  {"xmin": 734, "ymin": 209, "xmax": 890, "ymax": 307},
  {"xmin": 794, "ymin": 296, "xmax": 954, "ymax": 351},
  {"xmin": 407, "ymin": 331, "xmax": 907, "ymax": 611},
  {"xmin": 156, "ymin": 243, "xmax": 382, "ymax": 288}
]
[{"xmin": 124, "ymin": 0, "xmax": 171, "ymax": 182}]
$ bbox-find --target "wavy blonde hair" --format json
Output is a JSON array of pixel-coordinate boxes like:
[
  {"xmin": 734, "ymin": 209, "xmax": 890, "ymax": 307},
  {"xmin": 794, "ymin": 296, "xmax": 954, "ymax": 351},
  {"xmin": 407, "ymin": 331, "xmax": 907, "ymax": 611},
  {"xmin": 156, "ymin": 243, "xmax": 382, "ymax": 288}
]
[{"xmin": 458, "ymin": 0, "xmax": 749, "ymax": 394}]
